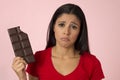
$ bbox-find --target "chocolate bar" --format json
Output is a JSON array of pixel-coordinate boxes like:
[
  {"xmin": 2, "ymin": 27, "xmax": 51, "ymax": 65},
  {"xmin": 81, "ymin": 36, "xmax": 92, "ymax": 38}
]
[{"xmin": 8, "ymin": 26, "xmax": 35, "ymax": 63}]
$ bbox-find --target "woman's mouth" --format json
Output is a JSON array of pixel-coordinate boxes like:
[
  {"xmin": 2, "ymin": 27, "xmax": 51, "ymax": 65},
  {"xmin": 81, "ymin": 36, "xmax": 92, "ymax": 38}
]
[{"xmin": 61, "ymin": 37, "xmax": 70, "ymax": 42}]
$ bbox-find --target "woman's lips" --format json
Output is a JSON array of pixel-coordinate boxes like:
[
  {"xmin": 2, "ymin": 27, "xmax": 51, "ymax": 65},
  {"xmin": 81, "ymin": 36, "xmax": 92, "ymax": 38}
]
[{"xmin": 61, "ymin": 37, "xmax": 70, "ymax": 42}]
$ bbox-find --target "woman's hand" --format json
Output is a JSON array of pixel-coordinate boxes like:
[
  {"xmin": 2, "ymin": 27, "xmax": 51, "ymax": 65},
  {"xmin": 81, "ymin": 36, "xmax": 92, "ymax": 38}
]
[{"xmin": 12, "ymin": 57, "xmax": 27, "ymax": 80}]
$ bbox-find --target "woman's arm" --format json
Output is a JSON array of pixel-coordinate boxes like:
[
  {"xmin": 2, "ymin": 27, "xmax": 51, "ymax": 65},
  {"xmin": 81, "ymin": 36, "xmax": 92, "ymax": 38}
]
[
  {"xmin": 12, "ymin": 57, "xmax": 39, "ymax": 80},
  {"xmin": 12, "ymin": 57, "xmax": 27, "ymax": 80}
]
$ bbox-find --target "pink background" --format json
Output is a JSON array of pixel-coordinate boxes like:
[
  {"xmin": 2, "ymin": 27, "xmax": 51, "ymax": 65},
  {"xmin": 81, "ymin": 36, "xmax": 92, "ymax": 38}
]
[{"xmin": 0, "ymin": 0, "xmax": 120, "ymax": 80}]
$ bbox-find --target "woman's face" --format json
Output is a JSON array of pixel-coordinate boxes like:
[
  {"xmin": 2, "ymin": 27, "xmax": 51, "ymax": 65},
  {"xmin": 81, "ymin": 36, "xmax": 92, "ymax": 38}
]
[{"xmin": 54, "ymin": 13, "xmax": 80, "ymax": 48}]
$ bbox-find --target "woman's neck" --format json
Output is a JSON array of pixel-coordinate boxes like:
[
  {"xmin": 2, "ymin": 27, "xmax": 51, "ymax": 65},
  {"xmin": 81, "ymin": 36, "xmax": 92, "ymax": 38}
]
[{"xmin": 52, "ymin": 45, "xmax": 79, "ymax": 59}]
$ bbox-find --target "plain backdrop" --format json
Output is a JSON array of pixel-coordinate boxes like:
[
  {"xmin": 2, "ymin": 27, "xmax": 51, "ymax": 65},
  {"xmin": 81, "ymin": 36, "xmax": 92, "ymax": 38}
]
[{"xmin": 0, "ymin": 0, "xmax": 120, "ymax": 80}]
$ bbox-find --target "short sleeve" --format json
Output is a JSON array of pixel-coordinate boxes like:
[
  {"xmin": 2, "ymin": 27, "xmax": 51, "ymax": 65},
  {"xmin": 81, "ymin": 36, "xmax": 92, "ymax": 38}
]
[
  {"xmin": 26, "ymin": 52, "xmax": 39, "ymax": 77},
  {"xmin": 91, "ymin": 57, "xmax": 105, "ymax": 80}
]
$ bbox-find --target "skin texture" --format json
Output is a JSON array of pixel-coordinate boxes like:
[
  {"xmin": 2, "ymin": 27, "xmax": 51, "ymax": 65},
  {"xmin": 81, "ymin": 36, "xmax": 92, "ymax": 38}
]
[{"xmin": 54, "ymin": 13, "xmax": 80, "ymax": 49}]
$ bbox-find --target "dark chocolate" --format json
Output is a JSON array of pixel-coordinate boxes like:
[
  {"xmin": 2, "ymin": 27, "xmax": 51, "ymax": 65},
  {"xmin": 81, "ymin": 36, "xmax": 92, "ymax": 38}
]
[{"xmin": 8, "ymin": 26, "xmax": 35, "ymax": 63}]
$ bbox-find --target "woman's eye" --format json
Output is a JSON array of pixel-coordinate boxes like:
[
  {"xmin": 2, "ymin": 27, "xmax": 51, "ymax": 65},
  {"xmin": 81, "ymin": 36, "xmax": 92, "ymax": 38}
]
[
  {"xmin": 58, "ymin": 23, "xmax": 65, "ymax": 27},
  {"xmin": 71, "ymin": 25, "xmax": 78, "ymax": 30}
]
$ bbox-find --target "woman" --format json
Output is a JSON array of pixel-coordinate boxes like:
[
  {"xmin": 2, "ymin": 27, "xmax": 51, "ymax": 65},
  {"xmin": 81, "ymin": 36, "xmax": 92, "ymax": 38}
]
[{"xmin": 12, "ymin": 3, "xmax": 105, "ymax": 80}]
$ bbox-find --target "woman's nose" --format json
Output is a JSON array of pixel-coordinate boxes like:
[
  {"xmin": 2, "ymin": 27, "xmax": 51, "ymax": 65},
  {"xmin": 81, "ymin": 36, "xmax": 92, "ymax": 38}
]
[{"xmin": 64, "ymin": 27, "xmax": 70, "ymax": 35}]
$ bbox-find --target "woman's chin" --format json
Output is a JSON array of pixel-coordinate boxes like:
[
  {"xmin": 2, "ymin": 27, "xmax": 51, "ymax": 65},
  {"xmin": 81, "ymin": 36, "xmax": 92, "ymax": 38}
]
[{"xmin": 59, "ymin": 43, "xmax": 73, "ymax": 48}]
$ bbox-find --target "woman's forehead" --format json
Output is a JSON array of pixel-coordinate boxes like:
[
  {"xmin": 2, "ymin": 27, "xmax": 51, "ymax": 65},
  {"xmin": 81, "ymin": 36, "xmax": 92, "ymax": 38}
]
[{"xmin": 56, "ymin": 13, "xmax": 80, "ymax": 25}]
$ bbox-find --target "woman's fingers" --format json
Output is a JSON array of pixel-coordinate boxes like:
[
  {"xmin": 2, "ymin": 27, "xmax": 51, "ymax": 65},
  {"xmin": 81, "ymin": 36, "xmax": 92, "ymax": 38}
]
[
  {"xmin": 14, "ymin": 57, "xmax": 26, "ymax": 65},
  {"xmin": 12, "ymin": 57, "xmax": 27, "ymax": 71},
  {"xmin": 12, "ymin": 57, "xmax": 27, "ymax": 79},
  {"xmin": 15, "ymin": 63, "xmax": 25, "ymax": 72},
  {"xmin": 13, "ymin": 57, "xmax": 26, "ymax": 64}
]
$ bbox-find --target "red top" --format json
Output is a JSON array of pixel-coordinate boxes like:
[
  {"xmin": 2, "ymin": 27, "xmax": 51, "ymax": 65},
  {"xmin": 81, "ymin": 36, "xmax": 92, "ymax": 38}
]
[{"xmin": 26, "ymin": 47, "xmax": 104, "ymax": 80}]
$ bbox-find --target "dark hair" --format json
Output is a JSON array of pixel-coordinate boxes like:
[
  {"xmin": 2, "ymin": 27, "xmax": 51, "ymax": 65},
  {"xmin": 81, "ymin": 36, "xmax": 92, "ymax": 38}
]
[{"xmin": 46, "ymin": 3, "xmax": 90, "ymax": 54}]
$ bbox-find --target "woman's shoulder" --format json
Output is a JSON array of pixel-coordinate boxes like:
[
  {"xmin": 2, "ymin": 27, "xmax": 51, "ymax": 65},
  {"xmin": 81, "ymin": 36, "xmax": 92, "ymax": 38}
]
[
  {"xmin": 80, "ymin": 52, "xmax": 105, "ymax": 79},
  {"xmin": 81, "ymin": 52, "xmax": 101, "ymax": 65},
  {"xmin": 35, "ymin": 47, "xmax": 51, "ymax": 55},
  {"xmin": 34, "ymin": 47, "xmax": 52, "ymax": 60},
  {"xmin": 80, "ymin": 52, "xmax": 102, "ymax": 73}
]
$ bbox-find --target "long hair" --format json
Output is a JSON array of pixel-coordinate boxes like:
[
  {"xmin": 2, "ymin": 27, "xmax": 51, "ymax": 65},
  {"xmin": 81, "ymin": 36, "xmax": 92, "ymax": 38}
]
[{"xmin": 46, "ymin": 3, "xmax": 90, "ymax": 54}]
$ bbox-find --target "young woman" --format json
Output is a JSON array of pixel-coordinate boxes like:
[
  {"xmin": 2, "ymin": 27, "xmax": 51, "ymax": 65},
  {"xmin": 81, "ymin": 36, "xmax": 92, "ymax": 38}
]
[{"xmin": 12, "ymin": 3, "xmax": 105, "ymax": 80}]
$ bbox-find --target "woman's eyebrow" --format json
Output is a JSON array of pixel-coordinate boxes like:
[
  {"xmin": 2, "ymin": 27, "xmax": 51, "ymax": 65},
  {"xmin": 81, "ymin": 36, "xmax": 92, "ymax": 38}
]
[
  {"xmin": 57, "ymin": 21, "xmax": 65, "ymax": 23},
  {"xmin": 71, "ymin": 22, "xmax": 80, "ymax": 26},
  {"xmin": 57, "ymin": 21, "xmax": 80, "ymax": 26}
]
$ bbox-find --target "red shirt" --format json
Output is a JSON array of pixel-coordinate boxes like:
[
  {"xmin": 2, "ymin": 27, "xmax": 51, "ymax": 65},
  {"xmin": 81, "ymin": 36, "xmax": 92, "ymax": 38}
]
[{"xmin": 26, "ymin": 47, "xmax": 104, "ymax": 80}]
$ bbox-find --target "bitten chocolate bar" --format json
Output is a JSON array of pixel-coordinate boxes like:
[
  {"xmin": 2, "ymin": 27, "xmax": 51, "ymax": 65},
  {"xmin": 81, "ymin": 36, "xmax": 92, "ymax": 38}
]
[{"xmin": 8, "ymin": 26, "xmax": 35, "ymax": 63}]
